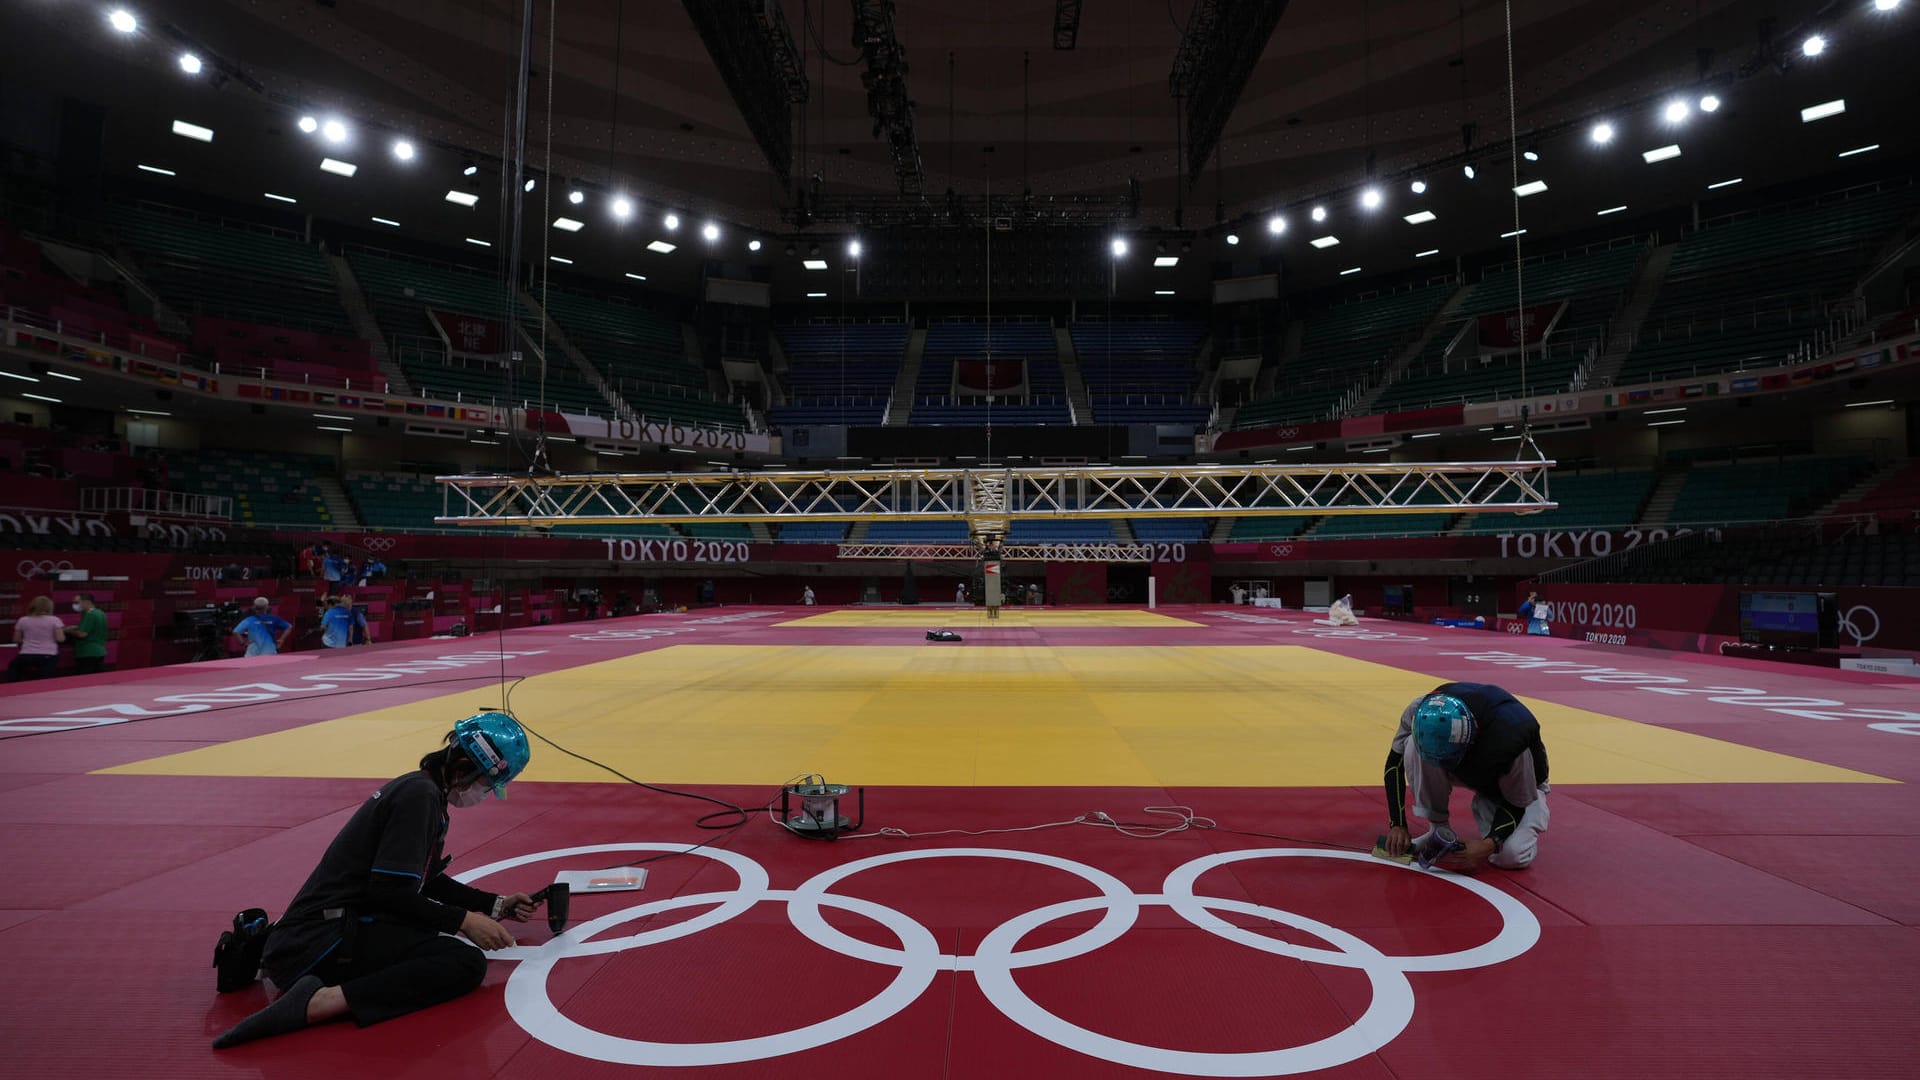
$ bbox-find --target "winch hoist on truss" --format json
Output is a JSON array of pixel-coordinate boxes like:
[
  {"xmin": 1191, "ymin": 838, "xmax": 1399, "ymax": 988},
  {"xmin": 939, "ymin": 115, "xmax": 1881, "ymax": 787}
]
[{"xmin": 436, "ymin": 460, "xmax": 1555, "ymax": 562}]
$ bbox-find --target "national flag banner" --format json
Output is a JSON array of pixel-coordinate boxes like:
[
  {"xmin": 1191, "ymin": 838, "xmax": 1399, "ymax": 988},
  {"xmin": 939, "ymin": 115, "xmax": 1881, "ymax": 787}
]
[
  {"xmin": 1731, "ymin": 376, "xmax": 1760, "ymax": 392},
  {"xmin": 339, "ymin": 395, "xmax": 361, "ymax": 407},
  {"xmin": 1789, "ymin": 368, "xmax": 1814, "ymax": 385},
  {"xmin": 314, "ymin": 392, "xmax": 335, "ymax": 406},
  {"xmin": 1831, "ymin": 356, "xmax": 1857, "ymax": 374},
  {"xmin": 406, "ymin": 402, "xmax": 425, "ymax": 416},
  {"xmin": 1496, "ymin": 402, "xmax": 1518, "ymax": 419},
  {"xmin": 237, "ymin": 384, "xmax": 261, "ymax": 399},
  {"xmin": 1627, "ymin": 389, "xmax": 1650, "ymax": 403},
  {"xmin": 426, "ymin": 404, "xmax": 446, "ymax": 417},
  {"xmin": 1860, "ymin": 349, "xmax": 1886, "ymax": 369},
  {"xmin": 266, "ymin": 387, "xmax": 285, "ymax": 400},
  {"xmin": 1682, "ymin": 384, "xmax": 1705, "ymax": 398},
  {"xmin": 1760, "ymin": 374, "xmax": 1789, "ymax": 390},
  {"xmin": 1560, "ymin": 397, "xmax": 1579, "ymax": 412},
  {"xmin": 385, "ymin": 399, "xmax": 405, "ymax": 413}
]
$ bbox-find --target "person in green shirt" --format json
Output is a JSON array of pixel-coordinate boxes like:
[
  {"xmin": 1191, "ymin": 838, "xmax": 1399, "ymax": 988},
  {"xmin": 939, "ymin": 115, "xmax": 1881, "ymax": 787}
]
[{"xmin": 68, "ymin": 593, "xmax": 109, "ymax": 674}]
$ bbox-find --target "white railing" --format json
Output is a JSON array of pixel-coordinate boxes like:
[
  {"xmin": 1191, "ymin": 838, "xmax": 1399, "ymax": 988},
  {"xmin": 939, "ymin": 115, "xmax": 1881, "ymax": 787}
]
[{"xmin": 81, "ymin": 487, "xmax": 234, "ymax": 520}]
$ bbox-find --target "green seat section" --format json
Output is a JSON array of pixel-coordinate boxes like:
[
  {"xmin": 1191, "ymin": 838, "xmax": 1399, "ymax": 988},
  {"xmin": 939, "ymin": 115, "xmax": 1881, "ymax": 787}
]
[
  {"xmin": 1454, "ymin": 469, "xmax": 1658, "ymax": 534},
  {"xmin": 106, "ymin": 201, "xmax": 353, "ymax": 335},
  {"xmin": 1619, "ymin": 185, "xmax": 1920, "ymax": 384},
  {"xmin": 1665, "ymin": 457, "xmax": 1869, "ymax": 526},
  {"xmin": 165, "ymin": 448, "xmax": 335, "ymax": 528},
  {"xmin": 347, "ymin": 248, "xmax": 613, "ymax": 417},
  {"xmin": 1372, "ymin": 243, "xmax": 1645, "ymax": 412},
  {"xmin": 538, "ymin": 287, "xmax": 747, "ymax": 432},
  {"xmin": 1233, "ymin": 281, "xmax": 1454, "ymax": 429}
]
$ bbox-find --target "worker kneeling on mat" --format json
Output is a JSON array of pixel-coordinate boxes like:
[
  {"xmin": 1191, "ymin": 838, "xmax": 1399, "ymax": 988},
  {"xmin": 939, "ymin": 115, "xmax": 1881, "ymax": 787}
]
[
  {"xmin": 1380, "ymin": 683, "xmax": 1550, "ymax": 871},
  {"xmin": 213, "ymin": 712, "xmax": 535, "ymax": 1049}
]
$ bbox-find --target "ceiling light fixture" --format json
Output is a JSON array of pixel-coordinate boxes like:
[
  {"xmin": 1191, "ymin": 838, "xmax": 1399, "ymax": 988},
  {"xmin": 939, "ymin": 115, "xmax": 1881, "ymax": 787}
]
[
  {"xmin": 1590, "ymin": 121, "xmax": 1615, "ymax": 144},
  {"xmin": 1309, "ymin": 236, "xmax": 1340, "ymax": 248},
  {"xmin": 370, "ymin": 216, "xmax": 401, "ymax": 227},
  {"xmin": 1647, "ymin": 419, "xmax": 1687, "ymax": 427},
  {"xmin": 1267, "ymin": 215, "xmax": 1286, "ymax": 235},
  {"xmin": 1339, "ymin": 267, "xmax": 1362, "ymax": 276},
  {"xmin": 748, "ymin": 239, "xmax": 762, "ymax": 252},
  {"xmin": 1845, "ymin": 398, "xmax": 1894, "ymax": 407},
  {"xmin": 1706, "ymin": 177, "xmax": 1743, "ymax": 189},
  {"xmin": 1596, "ymin": 204, "xmax": 1628, "ymax": 215},
  {"xmin": 445, "ymin": 189, "xmax": 479, "ymax": 206},
  {"xmin": 1643, "ymin": 144, "xmax": 1682, "ymax": 163},
  {"xmin": 125, "ymin": 408, "xmax": 171, "ymax": 416},
  {"xmin": 263, "ymin": 192, "xmax": 296, "ymax": 204},
  {"xmin": 663, "ymin": 213, "xmax": 680, "ymax": 231},
  {"xmin": 1837, "ymin": 144, "xmax": 1880, "ymax": 158},
  {"xmin": 1664, "ymin": 100, "xmax": 1691, "ymax": 124},
  {"xmin": 108, "ymin": 9, "xmax": 137, "ymax": 33},
  {"xmin": 392, "ymin": 139, "xmax": 415, "ymax": 161},
  {"xmin": 1225, "ymin": 233, "xmax": 1240, "ymax": 245},
  {"xmin": 1415, "ymin": 248, "xmax": 1440, "ymax": 257},
  {"xmin": 316, "ymin": 426, "xmax": 353, "ymax": 433},
  {"xmin": 44, "ymin": 370, "xmax": 81, "ymax": 382},
  {"xmin": 464, "ymin": 237, "xmax": 491, "ymax": 247},
  {"xmin": 298, "ymin": 116, "xmax": 319, "ymax": 134},
  {"xmin": 624, "ymin": 272, "xmax": 647, "ymax": 281},
  {"xmin": 321, "ymin": 118, "xmax": 347, "ymax": 143},
  {"xmin": 1154, "ymin": 289, "xmax": 1175, "ymax": 296},
  {"xmin": 178, "ymin": 53, "xmax": 202, "ymax": 75},
  {"xmin": 136, "ymin": 164, "xmax": 175, "ymax": 176},
  {"xmin": 1874, "ymin": 0, "xmax": 1900, "ymax": 12},
  {"xmin": 803, "ymin": 258, "xmax": 828, "ymax": 270},
  {"xmin": 312, "ymin": 413, "xmax": 354, "ymax": 421},
  {"xmin": 1410, "ymin": 179, "xmax": 1427, "ymax": 194},
  {"xmin": 462, "ymin": 161, "xmax": 479, "ymax": 176},
  {"xmin": 552, "ymin": 217, "xmax": 584, "ymax": 232},
  {"xmin": 1463, "ymin": 163, "xmax": 1477, "ymax": 179},
  {"xmin": 1360, "ymin": 188, "xmax": 1382, "ymax": 209},
  {"xmin": 21, "ymin": 393, "xmax": 63, "ymax": 404},
  {"xmin": 1699, "ymin": 94, "xmax": 1721, "ymax": 113},
  {"xmin": 1404, "ymin": 210, "xmax": 1437, "ymax": 224},
  {"xmin": 1513, "ymin": 179, "xmax": 1548, "ymax": 197},
  {"xmin": 524, "ymin": 178, "xmax": 536, "ymax": 192},
  {"xmin": 550, "ymin": 256, "xmax": 573, "ymax": 265},
  {"xmin": 1311, "ymin": 205, "xmax": 1328, "ymax": 222},
  {"xmin": 1500, "ymin": 228, "xmax": 1528, "ymax": 239},
  {"xmin": 1153, "ymin": 255, "xmax": 1178, "ymax": 266},
  {"xmin": 611, "ymin": 196, "xmax": 634, "ymax": 220},
  {"xmin": 1801, "ymin": 99, "xmax": 1846, "ymax": 122},
  {"xmin": 806, "ymin": 291, "xmax": 827, "ymax": 298},
  {"xmin": 1643, "ymin": 407, "xmax": 1687, "ymax": 415},
  {"xmin": 318, "ymin": 157, "xmax": 356, "ymax": 177},
  {"xmin": 647, "ymin": 240, "xmax": 677, "ymax": 254},
  {"xmin": 1802, "ymin": 34, "xmax": 1826, "ymax": 57}
]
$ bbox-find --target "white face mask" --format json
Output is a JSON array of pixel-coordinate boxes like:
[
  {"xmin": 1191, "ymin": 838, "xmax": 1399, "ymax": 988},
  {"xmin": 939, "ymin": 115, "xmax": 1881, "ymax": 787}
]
[
  {"xmin": 449, "ymin": 782, "xmax": 491, "ymax": 808},
  {"xmin": 71, "ymin": 603, "xmax": 82, "ymax": 613}
]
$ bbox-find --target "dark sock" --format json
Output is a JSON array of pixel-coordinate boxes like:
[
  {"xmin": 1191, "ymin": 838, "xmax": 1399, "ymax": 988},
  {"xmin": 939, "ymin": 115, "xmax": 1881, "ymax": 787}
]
[{"xmin": 212, "ymin": 975, "xmax": 323, "ymax": 1049}]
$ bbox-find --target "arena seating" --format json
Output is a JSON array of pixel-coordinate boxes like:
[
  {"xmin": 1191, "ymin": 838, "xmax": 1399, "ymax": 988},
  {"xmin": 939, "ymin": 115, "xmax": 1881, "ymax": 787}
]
[
  {"xmin": 769, "ymin": 320, "xmax": 908, "ymax": 426},
  {"xmin": 1073, "ymin": 319, "xmax": 1209, "ymax": 424},
  {"xmin": 1618, "ymin": 184, "xmax": 1920, "ymax": 384},
  {"xmin": 1664, "ymin": 456, "xmax": 1868, "ymax": 525},
  {"xmin": 863, "ymin": 520, "xmax": 971, "ymax": 543},
  {"xmin": 347, "ymin": 248, "xmax": 611, "ymax": 415},
  {"xmin": 1129, "ymin": 518, "xmax": 1210, "ymax": 543},
  {"xmin": 1597, "ymin": 527, "xmax": 1919, "ymax": 587},
  {"xmin": 106, "ymin": 203, "xmax": 354, "ymax": 337},
  {"xmin": 0, "ymin": 223, "xmax": 186, "ymax": 363},
  {"xmin": 538, "ymin": 287, "xmax": 747, "ymax": 431},
  {"xmin": 1233, "ymin": 281, "xmax": 1454, "ymax": 428},
  {"xmin": 1371, "ymin": 243, "xmax": 1644, "ymax": 412},
  {"xmin": 1308, "ymin": 512, "xmax": 1458, "ymax": 539},
  {"xmin": 1830, "ymin": 460, "xmax": 1920, "ymax": 524},
  {"xmin": 191, "ymin": 316, "xmax": 378, "ymax": 387},
  {"xmin": 775, "ymin": 521, "xmax": 850, "ymax": 543},
  {"xmin": 1224, "ymin": 516, "xmax": 1314, "ymax": 541},
  {"xmin": 915, "ymin": 318, "xmax": 1069, "ymax": 425},
  {"xmin": 165, "ymin": 448, "xmax": 334, "ymax": 528},
  {"xmin": 1005, "ymin": 520, "xmax": 1117, "ymax": 543},
  {"xmin": 1455, "ymin": 469, "xmax": 1657, "ymax": 533}
]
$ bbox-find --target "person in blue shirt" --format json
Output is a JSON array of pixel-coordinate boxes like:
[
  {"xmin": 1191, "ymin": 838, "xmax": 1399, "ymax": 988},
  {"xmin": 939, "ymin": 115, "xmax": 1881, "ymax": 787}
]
[
  {"xmin": 232, "ymin": 597, "xmax": 293, "ymax": 657},
  {"xmin": 319, "ymin": 595, "xmax": 355, "ymax": 649}
]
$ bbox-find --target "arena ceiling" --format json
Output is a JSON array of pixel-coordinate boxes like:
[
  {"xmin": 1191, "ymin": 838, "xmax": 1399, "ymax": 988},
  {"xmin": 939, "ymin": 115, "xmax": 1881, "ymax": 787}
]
[{"xmin": 3, "ymin": 0, "xmax": 1917, "ymax": 298}]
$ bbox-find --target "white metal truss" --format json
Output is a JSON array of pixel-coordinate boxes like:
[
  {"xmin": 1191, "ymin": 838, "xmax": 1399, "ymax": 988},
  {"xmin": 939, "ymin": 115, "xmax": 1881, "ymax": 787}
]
[
  {"xmin": 835, "ymin": 543, "xmax": 1154, "ymax": 562},
  {"xmin": 437, "ymin": 461, "xmax": 1555, "ymax": 538}
]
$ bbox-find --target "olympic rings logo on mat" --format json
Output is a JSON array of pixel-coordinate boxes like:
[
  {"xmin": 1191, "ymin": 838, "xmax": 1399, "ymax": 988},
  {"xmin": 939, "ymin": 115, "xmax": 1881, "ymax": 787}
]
[
  {"xmin": 458, "ymin": 845, "xmax": 1539, "ymax": 1075},
  {"xmin": 1837, "ymin": 605, "xmax": 1880, "ymax": 646},
  {"xmin": 16, "ymin": 559, "xmax": 74, "ymax": 579}
]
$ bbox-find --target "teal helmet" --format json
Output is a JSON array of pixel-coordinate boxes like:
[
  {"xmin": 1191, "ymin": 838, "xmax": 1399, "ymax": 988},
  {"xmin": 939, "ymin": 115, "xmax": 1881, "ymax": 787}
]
[
  {"xmin": 452, "ymin": 712, "xmax": 530, "ymax": 799},
  {"xmin": 1413, "ymin": 694, "xmax": 1476, "ymax": 765}
]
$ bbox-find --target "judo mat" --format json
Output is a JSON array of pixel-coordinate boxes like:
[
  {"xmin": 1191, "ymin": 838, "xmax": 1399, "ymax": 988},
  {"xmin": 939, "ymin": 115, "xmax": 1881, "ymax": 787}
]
[{"xmin": 2, "ymin": 605, "xmax": 1915, "ymax": 1079}]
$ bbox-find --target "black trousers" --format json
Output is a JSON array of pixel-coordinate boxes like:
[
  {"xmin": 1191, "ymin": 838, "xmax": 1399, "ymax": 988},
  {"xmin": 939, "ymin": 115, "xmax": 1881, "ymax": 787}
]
[
  {"xmin": 311, "ymin": 920, "xmax": 487, "ymax": 1027},
  {"xmin": 75, "ymin": 656, "xmax": 105, "ymax": 675}
]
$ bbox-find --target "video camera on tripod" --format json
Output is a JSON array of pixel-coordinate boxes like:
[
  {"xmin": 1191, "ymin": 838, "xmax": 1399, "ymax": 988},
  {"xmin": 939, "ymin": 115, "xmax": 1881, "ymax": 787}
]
[{"xmin": 174, "ymin": 601, "xmax": 248, "ymax": 661}]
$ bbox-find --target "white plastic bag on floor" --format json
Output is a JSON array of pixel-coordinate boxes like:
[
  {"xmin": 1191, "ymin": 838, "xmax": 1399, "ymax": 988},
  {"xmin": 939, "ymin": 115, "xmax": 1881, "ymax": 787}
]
[{"xmin": 1325, "ymin": 594, "xmax": 1359, "ymax": 627}]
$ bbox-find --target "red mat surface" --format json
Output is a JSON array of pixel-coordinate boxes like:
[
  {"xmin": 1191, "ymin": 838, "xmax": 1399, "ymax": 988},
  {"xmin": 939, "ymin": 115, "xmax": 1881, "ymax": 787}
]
[{"xmin": 0, "ymin": 606, "xmax": 1915, "ymax": 1079}]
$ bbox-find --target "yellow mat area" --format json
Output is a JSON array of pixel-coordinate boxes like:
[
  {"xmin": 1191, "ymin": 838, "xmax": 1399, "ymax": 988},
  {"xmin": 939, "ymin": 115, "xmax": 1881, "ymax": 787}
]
[
  {"xmin": 104, "ymin": 645, "xmax": 1888, "ymax": 787},
  {"xmin": 777, "ymin": 609, "xmax": 1205, "ymax": 628}
]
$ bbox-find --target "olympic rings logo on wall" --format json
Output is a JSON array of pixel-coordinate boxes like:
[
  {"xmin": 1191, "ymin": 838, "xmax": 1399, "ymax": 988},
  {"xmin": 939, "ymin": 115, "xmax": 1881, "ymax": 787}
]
[
  {"xmin": 16, "ymin": 559, "xmax": 74, "ymax": 580},
  {"xmin": 1268, "ymin": 544, "xmax": 1294, "ymax": 557},
  {"xmin": 360, "ymin": 536, "xmax": 399, "ymax": 552},
  {"xmin": 1837, "ymin": 605, "xmax": 1880, "ymax": 646},
  {"xmin": 459, "ymin": 844, "xmax": 1539, "ymax": 1075}
]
